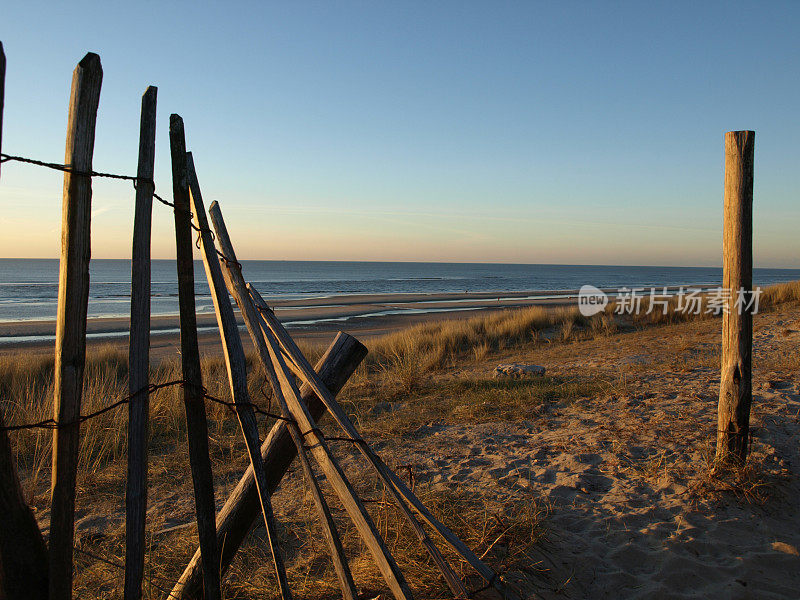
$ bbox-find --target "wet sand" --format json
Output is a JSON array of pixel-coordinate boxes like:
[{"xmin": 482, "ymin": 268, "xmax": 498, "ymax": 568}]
[{"xmin": 0, "ymin": 290, "xmax": 577, "ymax": 361}]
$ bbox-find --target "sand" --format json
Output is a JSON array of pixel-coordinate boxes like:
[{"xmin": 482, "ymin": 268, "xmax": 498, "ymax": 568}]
[
  {"xmin": 364, "ymin": 308, "xmax": 800, "ymax": 598},
  {"xmin": 0, "ymin": 290, "xmax": 575, "ymax": 361}
]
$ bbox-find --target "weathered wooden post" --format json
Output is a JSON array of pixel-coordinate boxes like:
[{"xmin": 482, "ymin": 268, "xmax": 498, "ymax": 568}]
[
  {"xmin": 124, "ymin": 85, "xmax": 157, "ymax": 600},
  {"xmin": 0, "ymin": 413, "xmax": 49, "ymax": 600},
  {"xmin": 50, "ymin": 52, "xmax": 102, "ymax": 600},
  {"xmin": 169, "ymin": 115, "xmax": 221, "ymax": 600},
  {"xmin": 715, "ymin": 130, "xmax": 755, "ymax": 466},
  {"xmin": 0, "ymin": 41, "xmax": 5, "ymax": 180}
]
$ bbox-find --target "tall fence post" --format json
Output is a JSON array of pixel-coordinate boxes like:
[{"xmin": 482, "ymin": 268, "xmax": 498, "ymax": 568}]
[
  {"xmin": 124, "ymin": 85, "xmax": 157, "ymax": 600},
  {"xmin": 715, "ymin": 130, "xmax": 755, "ymax": 467},
  {"xmin": 168, "ymin": 115, "xmax": 221, "ymax": 600},
  {"xmin": 0, "ymin": 41, "xmax": 5, "ymax": 180},
  {"xmin": 0, "ymin": 412, "xmax": 49, "ymax": 600},
  {"xmin": 50, "ymin": 52, "xmax": 103, "ymax": 600}
]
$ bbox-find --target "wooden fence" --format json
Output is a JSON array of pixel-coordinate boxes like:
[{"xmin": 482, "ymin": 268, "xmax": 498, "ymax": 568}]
[
  {"xmin": 0, "ymin": 43, "xmax": 756, "ymax": 599},
  {"xmin": 0, "ymin": 46, "xmax": 519, "ymax": 600}
]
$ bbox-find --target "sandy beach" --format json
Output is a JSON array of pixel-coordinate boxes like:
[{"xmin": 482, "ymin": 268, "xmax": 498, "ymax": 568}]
[{"xmin": 0, "ymin": 290, "xmax": 578, "ymax": 360}]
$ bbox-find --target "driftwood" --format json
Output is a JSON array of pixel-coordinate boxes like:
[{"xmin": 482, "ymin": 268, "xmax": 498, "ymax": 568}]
[
  {"xmin": 715, "ymin": 130, "xmax": 755, "ymax": 465},
  {"xmin": 169, "ymin": 117, "xmax": 221, "ymax": 600},
  {"xmin": 124, "ymin": 85, "xmax": 157, "ymax": 600},
  {"xmin": 170, "ymin": 333, "xmax": 366, "ymax": 600},
  {"xmin": 50, "ymin": 52, "xmax": 103, "ymax": 600}
]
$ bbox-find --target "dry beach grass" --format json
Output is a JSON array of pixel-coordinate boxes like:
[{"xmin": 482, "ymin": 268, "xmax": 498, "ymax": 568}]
[{"xmin": 1, "ymin": 281, "xmax": 800, "ymax": 598}]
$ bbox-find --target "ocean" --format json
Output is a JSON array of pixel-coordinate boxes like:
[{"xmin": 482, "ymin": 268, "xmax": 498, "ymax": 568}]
[{"xmin": 1, "ymin": 259, "xmax": 799, "ymax": 323}]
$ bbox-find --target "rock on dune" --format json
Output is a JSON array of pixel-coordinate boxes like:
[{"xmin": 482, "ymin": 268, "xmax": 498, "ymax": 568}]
[{"xmin": 493, "ymin": 363, "xmax": 545, "ymax": 378}]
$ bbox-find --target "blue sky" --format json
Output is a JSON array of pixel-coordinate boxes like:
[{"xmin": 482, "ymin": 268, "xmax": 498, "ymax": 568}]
[{"xmin": 0, "ymin": 1, "xmax": 798, "ymax": 266}]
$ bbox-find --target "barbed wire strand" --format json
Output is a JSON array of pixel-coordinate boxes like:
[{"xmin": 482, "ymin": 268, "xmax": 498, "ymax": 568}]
[
  {"xmin": 0, "ymin": 152, "xmax": 241, "ymax": 270},
  {"xmin": 0, "ymin": 380, "xmax": 295, "ymax": 432},
  {"xmin": 0, "ymin": 378, "xmax": 372, "ymax": 453}
]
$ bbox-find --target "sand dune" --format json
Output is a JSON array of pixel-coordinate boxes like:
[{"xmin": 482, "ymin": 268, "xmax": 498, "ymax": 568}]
[{"xmin": 367, "ymin": 309, "xmax": 800, "ymax": 598}]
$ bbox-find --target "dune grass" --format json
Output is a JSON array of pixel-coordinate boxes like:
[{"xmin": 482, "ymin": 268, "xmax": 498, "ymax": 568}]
[
  {"xmin": 4, "ymin": 279, "xmax": 799, "ymax": 482},
  {"xmin": 362, "ymin": 279, "xmax": 800, "ymax": 381},
  {"xmin": 359, "ymin": 305, "xmax": 591, "ymax": 390}
]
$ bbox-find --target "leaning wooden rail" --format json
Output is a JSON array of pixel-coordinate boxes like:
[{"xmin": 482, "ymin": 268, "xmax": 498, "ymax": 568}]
[
  {"xmin": 210, "ymin": 204, "xmax": 417, "ymax": 600},
  {"xmin": 210, "ymin": 204, "xmax": 359, "ymax": 600},
  {"xmin": 187, "ymin": 152, "xmax": 292, "ymax": 600},
  {"xmin": 170, "ymin": 332, "xmax": 368, "ymax": 600}
]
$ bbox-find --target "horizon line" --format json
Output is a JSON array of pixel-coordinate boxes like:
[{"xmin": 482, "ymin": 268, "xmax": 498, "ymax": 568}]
[{"xmin": 1, "ymin": 257, "xmax": 799, "ymax": 271}]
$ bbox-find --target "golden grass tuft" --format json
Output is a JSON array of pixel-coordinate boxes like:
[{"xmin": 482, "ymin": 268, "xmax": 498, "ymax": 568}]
[
  {"xmin": 761, "ymin": 279, "xmax": 800, "ymax": 308},
  {"xmin": 363, "ymin": 305, "xmax": 588, "ymax": 379}
]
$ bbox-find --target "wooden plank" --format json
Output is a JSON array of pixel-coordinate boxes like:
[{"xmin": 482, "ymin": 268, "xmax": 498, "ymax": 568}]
[
  {"xmin": 715, "ymin": 130, "xmax": 755, "ymax": 466},
  {"xmin": 0, "ymin": 41, "xmax": 5, "ymax": 180},
  {"xmin": 168, "ymin": 116, "xmax": 221, "ymax": 600},
  {"xmin": 249, "ymin": 286, "xmax": 517, "ymax": 598},
  {"xmin": 207, "ymin": 204, "xmax": 357, "ymax": 600},
  {"xmin": 123, "ymin": 85, "xmax": 157, "ymax": 600},
  {"xmin": 185, "ymin": 155, "xmax": 291, "ymax": 600},
  {"xmin": 170, "ymin": 333, "xmax": 366, "ymax": 600},
  {"xmin": 49, "ymin": 52, "xmax": 102, "ymax": 600},
  {"xmin": 0, "ymin": 413, "xmax": 48, "ymax": 600},
  {"xmin": 205, "ymin": 204, "xmax": 412, "ymax": 600}
]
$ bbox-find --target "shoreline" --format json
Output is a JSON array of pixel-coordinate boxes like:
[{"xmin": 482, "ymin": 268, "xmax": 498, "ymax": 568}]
[
  {"xmin": 5, "ymin": 283, "xmax": 718, "ymax": 335},
  {"xmin": 0, "ymin": 290, "xmax": 581, "ymax": 361},
  {"xmin": 0, "ymin": 281, "xmax": 763, "ymax": 360}
]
